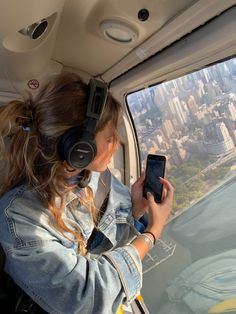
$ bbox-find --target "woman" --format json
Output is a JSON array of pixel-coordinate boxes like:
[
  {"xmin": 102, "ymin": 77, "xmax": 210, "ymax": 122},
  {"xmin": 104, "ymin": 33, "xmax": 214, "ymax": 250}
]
[{"xmin": 0, "ymin": 73, "xmax": 174, "ymax": 314}]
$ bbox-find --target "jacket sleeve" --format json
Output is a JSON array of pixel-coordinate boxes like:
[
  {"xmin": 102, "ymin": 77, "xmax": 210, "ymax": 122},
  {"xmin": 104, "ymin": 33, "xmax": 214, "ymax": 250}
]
[{"xmin": 6, "ymin": 240, "xmax": 142, "ymax": 314}]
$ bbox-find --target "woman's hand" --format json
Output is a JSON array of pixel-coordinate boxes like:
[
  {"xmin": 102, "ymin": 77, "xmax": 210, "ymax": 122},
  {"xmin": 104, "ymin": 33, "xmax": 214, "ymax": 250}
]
[
  {"xmin": 130, "ymin": 177, "xmax": 174, "ymax": 260},
  {"xmin": 131, "ymin": 173, "xmax": 148, "ymax": 219},
  {"xmin": 145, "ymin": 177, "xmax": 174, "ymax": 239}
]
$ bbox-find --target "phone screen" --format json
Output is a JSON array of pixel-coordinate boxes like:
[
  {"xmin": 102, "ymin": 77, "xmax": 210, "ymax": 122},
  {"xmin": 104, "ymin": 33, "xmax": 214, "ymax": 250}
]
[{"xmin": 143, "ymin": 154, "xmax": 166, "ymax": 203}]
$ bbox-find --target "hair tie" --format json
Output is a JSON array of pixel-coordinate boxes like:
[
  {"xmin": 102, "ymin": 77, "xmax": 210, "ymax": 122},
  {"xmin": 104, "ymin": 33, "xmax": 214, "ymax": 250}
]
[
  {"xmin": 19, "ymin": 99, "xmax": 34, "ymax": 131},
  {"xmin": 22, "ymin": 125, "xmax": 31, "ymax": 132}
]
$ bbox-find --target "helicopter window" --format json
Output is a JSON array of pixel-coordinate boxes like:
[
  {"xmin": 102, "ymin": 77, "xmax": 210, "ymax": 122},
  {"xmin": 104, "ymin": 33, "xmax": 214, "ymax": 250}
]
[{"xmin": 127, "ymin": 56, "xmax": 236, "ymax": 314}]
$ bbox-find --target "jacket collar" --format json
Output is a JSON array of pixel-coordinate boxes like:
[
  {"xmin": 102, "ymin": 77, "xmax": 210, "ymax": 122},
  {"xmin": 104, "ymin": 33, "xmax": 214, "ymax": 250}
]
[{"xmin": 64, "ymin": 169, "xmax": 133, "ymax": 246}]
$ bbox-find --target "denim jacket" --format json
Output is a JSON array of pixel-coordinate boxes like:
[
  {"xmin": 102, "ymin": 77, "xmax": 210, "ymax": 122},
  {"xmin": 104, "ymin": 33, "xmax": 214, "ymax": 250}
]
[{"xmin": 0, "ymin": 170, "xmax": 143, "ymax": 314}]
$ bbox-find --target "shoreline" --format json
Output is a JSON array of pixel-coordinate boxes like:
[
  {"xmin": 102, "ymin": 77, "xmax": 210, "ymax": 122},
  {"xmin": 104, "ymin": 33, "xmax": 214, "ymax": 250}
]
[{"xmin": 169, "ymin": 171, "xmax": 236, "ymax": 222}]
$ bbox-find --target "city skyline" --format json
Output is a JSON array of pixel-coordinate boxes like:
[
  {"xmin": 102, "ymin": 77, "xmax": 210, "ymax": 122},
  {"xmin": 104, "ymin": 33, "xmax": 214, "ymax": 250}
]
[{"xmin": 128, "ymin": 57, "xmax": 236, "ymax": 168}]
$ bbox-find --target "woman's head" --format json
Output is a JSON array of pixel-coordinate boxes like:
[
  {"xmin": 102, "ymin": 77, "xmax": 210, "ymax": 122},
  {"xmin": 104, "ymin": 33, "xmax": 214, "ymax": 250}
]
[
  {"xmin": 57, "ymin": 78, "xmax": 120, "ymax": 172},
  {"xmin": 0, "ymin": 72, "xmax": 121, "ymax": 195},
  {"xmin": 0, "ymin": 72, "xmax": 121, "ymax": 252}
]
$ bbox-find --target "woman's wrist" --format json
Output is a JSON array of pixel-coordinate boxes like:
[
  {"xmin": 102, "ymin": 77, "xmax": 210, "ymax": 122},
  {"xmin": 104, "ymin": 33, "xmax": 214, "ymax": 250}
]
[
  {"xmin": 132, "ymin": 212, "xmax": 143, "ymax": 220},
  {"xmin": 130, "ymin": 232, "xmax": 155, "ymax": 260},
  {"xmin": 137, "ymin": 233, "xmax": 154, "ymax": 250},
  {"xmin": 132, "ymin": 204, "xmax": 143, "ymax": 220},
  {"xmin": 142, "ymin": 230, "xmax": 156, "ymax": 244},
  {"xmin": 144, "ymin": 227, "xmax": 161, "ymax": 242},
  {"xmin": 130, "ymin": 236, "xmax": 150, "ymax": 260}
]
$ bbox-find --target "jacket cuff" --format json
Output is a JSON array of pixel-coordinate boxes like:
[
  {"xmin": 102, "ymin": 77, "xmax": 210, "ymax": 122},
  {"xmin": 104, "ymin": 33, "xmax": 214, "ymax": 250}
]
[
  {"xmin": 103, "ymin": 245, "xmax": 142, "ymax": 302},
  {"xmin": 134, "ymin": 219, "xmax": 146, "ymax": 233}
]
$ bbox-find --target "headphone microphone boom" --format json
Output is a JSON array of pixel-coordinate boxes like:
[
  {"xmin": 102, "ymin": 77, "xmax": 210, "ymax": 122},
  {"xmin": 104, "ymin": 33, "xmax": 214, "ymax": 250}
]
[{"xmin": 58, "ymin": 79, "xmax": 108, "ymax": 169}]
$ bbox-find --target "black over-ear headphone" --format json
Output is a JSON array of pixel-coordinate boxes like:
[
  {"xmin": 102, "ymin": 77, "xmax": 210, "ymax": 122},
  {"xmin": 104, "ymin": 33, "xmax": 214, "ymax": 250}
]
[{"xmin": 58, "ymin": 78, "xmax": 108, "ymax": 169}]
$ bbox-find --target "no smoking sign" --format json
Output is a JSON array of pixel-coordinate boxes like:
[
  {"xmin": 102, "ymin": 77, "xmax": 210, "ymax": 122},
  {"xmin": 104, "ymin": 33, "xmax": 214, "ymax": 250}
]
[{"xmin": 28, "ymin": 79, "xmax": 40, "ymax": 90}]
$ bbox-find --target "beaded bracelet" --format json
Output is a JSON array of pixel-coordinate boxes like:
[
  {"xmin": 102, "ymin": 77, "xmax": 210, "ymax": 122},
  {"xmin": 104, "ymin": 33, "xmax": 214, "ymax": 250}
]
[
  {"xmin": 141, "ymin": 232, "xmax": 154, "ymax": 246},
  {"xmin": 142, "ymin": 231, "xmax": 156, "ymax": 245},
  {"xmin": 137, "ymin": 233, "xmax": 154, "ymax": 250}
]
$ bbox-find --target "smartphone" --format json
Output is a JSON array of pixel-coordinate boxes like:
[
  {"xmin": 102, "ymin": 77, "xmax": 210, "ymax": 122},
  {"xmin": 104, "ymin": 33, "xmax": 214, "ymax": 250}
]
[{"xmin": 143, "ymin": 154, "xmax": 166, "ymax": 203}]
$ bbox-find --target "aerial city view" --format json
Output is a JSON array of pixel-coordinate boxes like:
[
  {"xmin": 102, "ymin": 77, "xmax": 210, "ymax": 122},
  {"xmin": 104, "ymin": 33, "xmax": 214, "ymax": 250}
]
[
  {"xmin": 128, "ymin": 57, "xmax": 236, "ymax": 314},
  {"xmin": 127, "ymin": 57, "xmax": 236, "ymax": 213}
]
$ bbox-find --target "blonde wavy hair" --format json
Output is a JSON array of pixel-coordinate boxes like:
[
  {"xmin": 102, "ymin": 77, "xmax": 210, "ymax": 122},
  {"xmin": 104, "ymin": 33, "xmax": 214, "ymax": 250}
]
[{"xmin": 0, "ymin": 72, "xmax": 121, "ymax": 254}]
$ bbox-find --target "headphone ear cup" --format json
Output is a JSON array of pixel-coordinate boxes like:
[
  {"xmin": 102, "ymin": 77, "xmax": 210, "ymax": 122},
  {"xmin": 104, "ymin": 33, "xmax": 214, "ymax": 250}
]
[{"xmin": 58, "ymin": 127, "xmax": 97, "ymax": 169}]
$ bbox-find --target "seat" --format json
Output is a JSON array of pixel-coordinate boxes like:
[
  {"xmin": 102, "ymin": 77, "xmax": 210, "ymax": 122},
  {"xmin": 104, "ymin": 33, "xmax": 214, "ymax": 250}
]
[{"xmin": 0, "ymin": 244, "xmax": 48, "ymax": 313}]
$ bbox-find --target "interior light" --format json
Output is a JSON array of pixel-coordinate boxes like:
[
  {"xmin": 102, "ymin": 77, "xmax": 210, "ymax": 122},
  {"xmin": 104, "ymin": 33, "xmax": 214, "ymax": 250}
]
[{"xmin": 100, "ymin": 20, "xmax": 138, "ymax": 44}]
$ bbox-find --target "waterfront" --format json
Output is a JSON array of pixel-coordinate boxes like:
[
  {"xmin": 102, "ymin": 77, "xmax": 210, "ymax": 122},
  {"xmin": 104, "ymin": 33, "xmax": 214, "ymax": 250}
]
[{"xmin": 169, "ymin": 169, "xmax": 236, "ymax": 222}]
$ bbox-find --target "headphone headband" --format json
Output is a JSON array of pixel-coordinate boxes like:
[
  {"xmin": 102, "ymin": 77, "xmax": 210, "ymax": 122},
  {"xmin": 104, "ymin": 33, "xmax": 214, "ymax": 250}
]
[{"xmin": 87, "ymin": 79, "xmax": 108, "ymax": 119}]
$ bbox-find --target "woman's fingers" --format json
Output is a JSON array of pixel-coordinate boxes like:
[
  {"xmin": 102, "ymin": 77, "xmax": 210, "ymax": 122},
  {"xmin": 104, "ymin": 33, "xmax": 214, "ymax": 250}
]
[
  {"xmin": 160, "ymin": 177, "xmax": 174, "ymax": 201},
  {"xmin": 137, "ymin": 172, "xmax": 145, "ymax": 185},
  {"xmin": 147, "ymin": 191, "xmax": 155, "ymax": 205},
  {"xmin": 162, "ymin": 186, "xmax": 167, "ymax": 200},
  {"xmin": 132, "ymin": 172, "xmax": 145, "ymax": 188}
]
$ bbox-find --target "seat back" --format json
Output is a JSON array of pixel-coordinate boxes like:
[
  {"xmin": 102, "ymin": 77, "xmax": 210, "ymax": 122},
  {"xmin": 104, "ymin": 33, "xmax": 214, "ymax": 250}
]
[
  {"xmin": 0, "ymin": 244, "xmax": 8, "ymax": 306},
  {"xmin": 0, "ymin": 244, "xmax": 48, "ymax": 313},
  {"xmin": 0, "ymin": 244, "xmax": 5, "ymax": 286},
  {"xmin": 0, "ymin": 244, "xmax": 4, "ymax": 268}
]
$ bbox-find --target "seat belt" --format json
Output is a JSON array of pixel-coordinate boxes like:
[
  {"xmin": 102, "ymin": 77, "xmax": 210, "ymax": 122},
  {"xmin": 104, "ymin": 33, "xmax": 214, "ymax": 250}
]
[{"xmin": 86, "ymin": 190, "xmax": 110, "ymax": 249}]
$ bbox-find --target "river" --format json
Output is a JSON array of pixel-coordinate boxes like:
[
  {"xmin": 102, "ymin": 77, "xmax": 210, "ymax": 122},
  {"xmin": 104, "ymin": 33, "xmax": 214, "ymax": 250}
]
[{"xmin": 142, "ymin": 175, "xmax": 236, "ymax": 313}]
